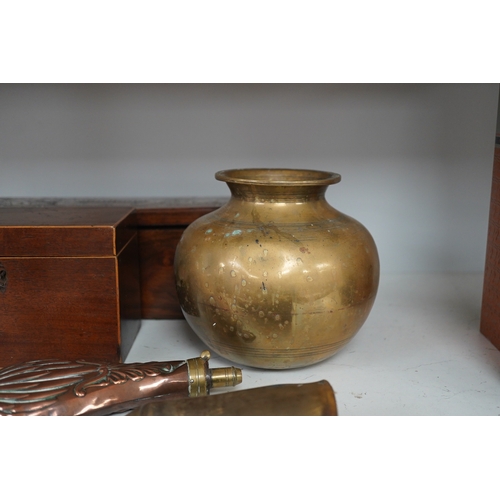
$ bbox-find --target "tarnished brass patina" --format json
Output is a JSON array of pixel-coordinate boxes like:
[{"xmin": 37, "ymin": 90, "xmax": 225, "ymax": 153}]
[
  {"xmin": 175, "ymin": 169, "xmax": 379, "ymax": 369},
  {"xmin": 0, "ymin": 351, "xmax": 242, "ymax": 416},
  {"xmin": 129, "ymin": 380, "xmax": 338, "ymax": 416}
]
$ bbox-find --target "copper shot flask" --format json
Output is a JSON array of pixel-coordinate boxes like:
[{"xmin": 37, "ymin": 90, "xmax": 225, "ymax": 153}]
[
  {"xmin": 174, "ymin": 169, "xmax": 380, "ymax": 369},
  {"xmin": 0, "ymin": 351, "xmax": 242, "ymax": 416}
]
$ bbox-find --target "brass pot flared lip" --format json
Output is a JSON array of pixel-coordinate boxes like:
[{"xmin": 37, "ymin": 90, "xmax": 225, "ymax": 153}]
[{"xmin": 215, "ymin": 168, "xmax": 341, "ymax": 186}]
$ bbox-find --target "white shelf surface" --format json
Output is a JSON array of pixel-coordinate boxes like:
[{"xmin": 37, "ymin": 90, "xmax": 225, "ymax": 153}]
[{"xmin": 125, "ymin": 273, "xmax": 500, "ymax": 416}]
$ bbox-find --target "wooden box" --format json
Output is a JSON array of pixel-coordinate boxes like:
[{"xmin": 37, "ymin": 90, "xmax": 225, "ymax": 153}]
[
  {"xmin": 132, "ymin": 198, "xmax": 224, "ymax": 318},
  {"xmin": 0, "ymin": 198, "xmax": 224, "ymax": 320},
  {"xmin": 480, "ymin": 136, "xmax": 500, "ymax": 350},
  {"xmin": 0, "ymin": 198, "xmax": 224, "ymax": 324},
  {"xmin": 0, "ymin": 206, "xmax": 141, "ymax": 367}
]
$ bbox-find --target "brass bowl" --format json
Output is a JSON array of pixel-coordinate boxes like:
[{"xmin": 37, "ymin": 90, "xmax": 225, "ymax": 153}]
[{"xmin": 174, "ymin": 169, "xmax": 379, "ymax": 369}]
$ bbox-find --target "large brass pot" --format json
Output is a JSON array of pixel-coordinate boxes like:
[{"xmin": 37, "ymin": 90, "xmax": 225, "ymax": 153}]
[{"xmin": 174, "ymin": 169, "xmax": 379, "ymax": 369}]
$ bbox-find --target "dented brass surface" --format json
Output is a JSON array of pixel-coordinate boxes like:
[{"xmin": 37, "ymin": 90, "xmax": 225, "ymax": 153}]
[
  {"xmin": 129, "ymin": 380, "xmax": 338, "ymax": 416},
  {"xmin": 174, "ymin": 169, "xmax": 379, "ymax": 369},
  {"xmin": 0, "ymin": 352, "xmax": 242, "ymax": 416}
]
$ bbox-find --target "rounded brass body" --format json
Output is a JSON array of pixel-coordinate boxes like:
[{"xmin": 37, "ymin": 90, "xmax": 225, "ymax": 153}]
[{"xmin": 174, "ymin": 169, "xmax": 379, "ymax": 369}]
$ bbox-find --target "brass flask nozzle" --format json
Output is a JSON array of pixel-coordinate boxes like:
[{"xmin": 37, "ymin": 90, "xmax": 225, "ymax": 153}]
[
  {"xmin": 186, "ymin": 350, "xmax": 243, "ymax": 397},
  {"xmin": 210, "ymin": 366, "xmax": 243, "ymax": 388}
]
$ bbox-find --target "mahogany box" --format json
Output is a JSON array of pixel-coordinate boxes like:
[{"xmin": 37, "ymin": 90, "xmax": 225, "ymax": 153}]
[
  {"xmin": 0, "ymin": 198, "xmax": 223, "ymax": 367},
  {"xmin": 130, "ymin": 198, "xmax": 224, "ymax": 318},
  {"xmin": 0, "ymin": 206, "xmax": 142, "ymax": 367},
  {"xmin": 480, "ymin": 136, "xmax": 500, "ymax": 351}
]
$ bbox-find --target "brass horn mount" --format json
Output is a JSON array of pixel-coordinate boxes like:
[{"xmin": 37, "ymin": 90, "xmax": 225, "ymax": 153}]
[{"xmin": 186, "ymin": 350, "xmax": 243, "ymax": 397}]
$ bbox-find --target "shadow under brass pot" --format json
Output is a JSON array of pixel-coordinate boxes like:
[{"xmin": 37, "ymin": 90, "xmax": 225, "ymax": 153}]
[{"xmin": 174, "ymin": 169, "xmax": 379, "ymax": 369}]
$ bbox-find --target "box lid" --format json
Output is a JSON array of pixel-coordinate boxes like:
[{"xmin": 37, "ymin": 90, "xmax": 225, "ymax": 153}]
[
  {"xmin": 0, "ymin": 197, "xmax": 227, "ymax": 226},
  {"xmin": 0, "ymin": 207, "xmax": 136, "ymax": 257}
]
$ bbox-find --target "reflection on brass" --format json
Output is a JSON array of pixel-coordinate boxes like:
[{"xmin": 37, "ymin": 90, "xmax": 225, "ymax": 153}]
[
  {"xmin": 129, "ymin": 380, "xmax": 337, "ymax": 416},
  {"xmin": 174, "ymin": 169, "xmax": 380, "ymax": 369},
  {"xmin": 0, "ymin": 351, "xmax": 242, "ymax": 416}
]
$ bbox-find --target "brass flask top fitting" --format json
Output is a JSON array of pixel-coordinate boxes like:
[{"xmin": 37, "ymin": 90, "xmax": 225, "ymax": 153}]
[{"xmin": 187, "ymin": 350, "xmax": 243, "ymax": 397}]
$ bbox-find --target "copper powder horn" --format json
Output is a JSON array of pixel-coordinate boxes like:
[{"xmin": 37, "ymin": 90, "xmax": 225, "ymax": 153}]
[{"xmin": 0, "ymin": 351, "xmax": 242, "ymax": 416}]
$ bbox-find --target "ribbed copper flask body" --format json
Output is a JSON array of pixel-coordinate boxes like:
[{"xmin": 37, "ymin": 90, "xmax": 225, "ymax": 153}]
[{"xmin": 174, "ymin": 169, "xmax": 379, "ymax": 369}]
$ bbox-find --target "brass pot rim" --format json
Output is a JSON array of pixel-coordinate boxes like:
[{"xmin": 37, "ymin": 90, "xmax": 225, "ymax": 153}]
[{"xmin": 215, "ymin": 169, "xmax": 341, "ymax": 186}]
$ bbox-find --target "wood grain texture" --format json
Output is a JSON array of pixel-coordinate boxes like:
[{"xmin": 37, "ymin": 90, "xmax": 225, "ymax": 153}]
[
  {"xmin": 0, "ymin": 197, "xmax": 226, "ymax": 227},
  {"xmin": 139, "ymin": 228, "xmax": 185, "ymax": 318},
  {"xmin": 118, "ymin": 233, "xmax": 142, "ymax": 358},
  {"xmin": 0, "ymin": 199, "xmax": 224, "ymax": 319},
  {"xmin": 0, "ymin": 206, "xmax": 142, "ymax": 366},
  {"xmin": 0, "ymin": 257, "xmax": 121, "ymax": 366},
  {"xmin": 0, "ymin": 206, "xmax": 136, "ymax": 256},
  {"xmin": 136, "ymin": 204, "xmax": 224, "ymax": 318},
  {"xmin": 135, "ymin": 205, "xmax": 223, "ymax": 227},
  {"xmin": 480, "ymin": 142, "xmax": 500, "ymax": 351}
]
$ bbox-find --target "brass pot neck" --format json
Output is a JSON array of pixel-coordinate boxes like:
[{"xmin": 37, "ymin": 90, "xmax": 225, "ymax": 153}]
[
  {"xmin": 215, "ymin": 169, "xmax": 341, "ymax": 186},
  {"xmin": 227, "ymin": 184, "xmax": 329, "ymax": 203},
  {"xmin": 216, "ymin": 169, "xmax": 340, "ymax": 203}
]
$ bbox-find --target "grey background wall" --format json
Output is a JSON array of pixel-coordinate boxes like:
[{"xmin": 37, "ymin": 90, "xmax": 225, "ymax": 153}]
[{"xmin": 1, "ymin": 83, "xmax": 498, "ymax": 274}]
